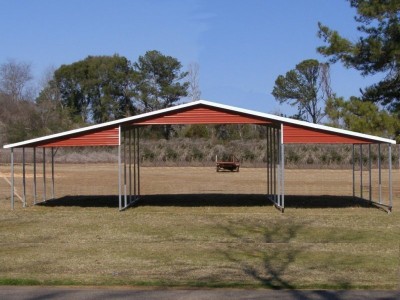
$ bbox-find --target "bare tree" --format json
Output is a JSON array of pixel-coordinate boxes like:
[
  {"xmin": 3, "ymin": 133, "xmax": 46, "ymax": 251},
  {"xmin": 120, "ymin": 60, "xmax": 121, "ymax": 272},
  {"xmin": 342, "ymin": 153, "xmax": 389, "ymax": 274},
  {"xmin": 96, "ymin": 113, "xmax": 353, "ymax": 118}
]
[
  {"xmin": 187, "ymin": 62, "xmax": 201, "ymax": 101},
  {"xmin": 0, "ymin": 59, "xmax": 33, "ymax": 101},
  {"xmin": 38, "ymin": 65, "xmax": 56, "ymax": 91},
  {"xmin": 36, "ymin": 66, "xmax": 75, "ymax": 134},
  {"xmin": 36, "ymin": 66, "xmax": 60, "ymax": 127}
]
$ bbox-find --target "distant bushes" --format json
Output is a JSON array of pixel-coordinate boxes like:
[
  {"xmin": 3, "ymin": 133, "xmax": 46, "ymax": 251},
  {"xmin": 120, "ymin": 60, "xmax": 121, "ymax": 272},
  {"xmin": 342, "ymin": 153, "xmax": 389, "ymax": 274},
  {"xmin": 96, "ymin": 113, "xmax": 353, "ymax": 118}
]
[
  {"xmin": 1, "ymin": 138, "xmax": 398, "ymax": 170},
  {"xmin": 138, "ymin": 140, "xmax": 398, "ymax": 169},
  {"xmin": 139, "ymin": 138, "xmax": 268, "ymax": 166}
]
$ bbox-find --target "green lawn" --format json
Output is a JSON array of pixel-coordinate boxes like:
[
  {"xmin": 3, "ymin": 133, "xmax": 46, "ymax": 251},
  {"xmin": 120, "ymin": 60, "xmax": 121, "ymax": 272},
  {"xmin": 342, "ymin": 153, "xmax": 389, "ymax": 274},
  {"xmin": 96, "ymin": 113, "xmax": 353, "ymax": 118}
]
[{"xmin": 0, "ymin": 197, "xmax": 399, "ymax": 289}]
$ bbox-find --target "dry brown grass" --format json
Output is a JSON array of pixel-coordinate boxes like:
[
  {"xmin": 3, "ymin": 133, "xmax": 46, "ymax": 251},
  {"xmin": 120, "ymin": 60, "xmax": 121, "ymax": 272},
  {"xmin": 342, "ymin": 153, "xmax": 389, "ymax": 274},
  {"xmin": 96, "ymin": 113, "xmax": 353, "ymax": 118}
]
[{"xmin": 0, "ymin": 164, "xmax": 399, "ymax": 288}]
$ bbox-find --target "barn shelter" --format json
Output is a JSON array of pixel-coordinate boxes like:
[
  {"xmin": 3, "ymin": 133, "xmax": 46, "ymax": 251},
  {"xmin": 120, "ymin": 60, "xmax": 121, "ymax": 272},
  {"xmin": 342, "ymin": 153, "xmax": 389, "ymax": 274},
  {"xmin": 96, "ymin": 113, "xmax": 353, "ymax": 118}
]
[{"xmin": 3, "ymin": 100, "xmax": 396, "ymax": 212}]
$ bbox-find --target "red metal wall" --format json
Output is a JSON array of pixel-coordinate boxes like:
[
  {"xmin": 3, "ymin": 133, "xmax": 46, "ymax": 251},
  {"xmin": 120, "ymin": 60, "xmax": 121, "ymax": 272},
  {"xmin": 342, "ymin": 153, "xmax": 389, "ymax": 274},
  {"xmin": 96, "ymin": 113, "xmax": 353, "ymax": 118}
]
[
  {"xmin": 17, "ymin": 105, "xmax": 379, "ymax": 148},
  {"xmin": 34, "ymin": 127, "xmax": 119, "ymax": 147},
  {"xmin": 135, "ymin": 106, "xmax": 271, "ymax": 125},
  {"xmin": 283, "ymin": 124, "xmax": 372, "ymax": 144}
]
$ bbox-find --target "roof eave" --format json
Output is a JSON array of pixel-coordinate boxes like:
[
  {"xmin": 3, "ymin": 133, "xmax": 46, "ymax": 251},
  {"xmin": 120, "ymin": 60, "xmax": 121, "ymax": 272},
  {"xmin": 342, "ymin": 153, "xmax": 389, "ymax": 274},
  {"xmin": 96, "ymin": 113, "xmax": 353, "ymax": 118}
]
[
  {"xmin": 3, "ymin": 99, "xmax": 396, "ymax": 148},
  {"xmin": 3, "ymin": 101, "xmax": 202, "ymax": 149}
]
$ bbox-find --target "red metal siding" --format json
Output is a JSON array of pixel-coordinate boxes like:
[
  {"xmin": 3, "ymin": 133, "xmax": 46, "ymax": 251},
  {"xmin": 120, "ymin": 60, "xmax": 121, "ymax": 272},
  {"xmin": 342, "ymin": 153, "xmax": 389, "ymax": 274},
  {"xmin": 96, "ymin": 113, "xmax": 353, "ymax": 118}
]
[
  {"xmin": 35, "ymin": 127, "xmax": 119, "ymax": 147},
  {"xmin": 135, "ymin": 106, "xmax": 271, "ymax": 125},
  {"xmin": 12, "ymin": 103, "xmax": 383, "ymax": 148},
  {"xmin": 283, "ymin": 124, "xmax": 372, "ymax": 144}
]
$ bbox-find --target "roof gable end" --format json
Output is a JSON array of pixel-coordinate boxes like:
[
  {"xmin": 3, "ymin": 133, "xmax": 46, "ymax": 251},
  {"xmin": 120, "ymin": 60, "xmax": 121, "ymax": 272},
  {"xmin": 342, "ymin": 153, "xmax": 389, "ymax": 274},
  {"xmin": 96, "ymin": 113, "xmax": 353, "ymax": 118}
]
[{"xmin": 132, "ymin": 103, "xmax": 271, "ymax": 125}]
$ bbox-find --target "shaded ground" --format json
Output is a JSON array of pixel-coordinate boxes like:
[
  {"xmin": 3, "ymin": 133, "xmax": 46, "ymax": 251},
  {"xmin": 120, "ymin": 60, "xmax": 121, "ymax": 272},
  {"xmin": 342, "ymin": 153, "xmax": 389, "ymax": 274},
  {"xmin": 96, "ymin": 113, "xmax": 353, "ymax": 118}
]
[{"xmin": 39, "ymin": 194, "xmax": 376, "ymax": 210}]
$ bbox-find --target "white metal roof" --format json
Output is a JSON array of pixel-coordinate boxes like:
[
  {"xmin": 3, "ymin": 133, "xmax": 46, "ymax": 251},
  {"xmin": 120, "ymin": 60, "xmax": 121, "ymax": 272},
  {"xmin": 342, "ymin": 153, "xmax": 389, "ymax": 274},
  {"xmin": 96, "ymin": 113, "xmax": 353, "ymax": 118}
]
[{"xmin": 3, "ymin": 99, "xmax": 396, "ymax": 148}]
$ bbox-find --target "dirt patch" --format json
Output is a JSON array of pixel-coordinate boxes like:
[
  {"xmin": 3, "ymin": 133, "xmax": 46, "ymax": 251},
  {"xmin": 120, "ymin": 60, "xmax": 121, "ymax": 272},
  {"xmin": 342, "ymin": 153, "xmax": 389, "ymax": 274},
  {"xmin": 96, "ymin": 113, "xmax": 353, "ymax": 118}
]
[{"xmin": 1, "ymin": 164, "xmax": 398, "ymax": 209}]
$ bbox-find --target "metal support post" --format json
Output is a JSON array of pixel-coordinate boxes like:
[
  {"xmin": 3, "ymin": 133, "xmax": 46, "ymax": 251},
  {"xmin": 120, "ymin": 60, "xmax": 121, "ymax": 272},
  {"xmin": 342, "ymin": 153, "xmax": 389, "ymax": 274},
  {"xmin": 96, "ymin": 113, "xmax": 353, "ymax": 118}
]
[
  {"xmin": 51, "ymin": 147, "xmax": 55, "ymax": 200},
  {"xmin": 280, "ymin": 124, "xmax": 285, "ymax": 212},
  {"xmin": 118, "ymin": 144, "xmax": 122, "ymax": 211},
  {"xmin": 133, "ymin": 128, "xmax": 137, "ymax": 196},
  {"xmin": 129, "ymin": 128, "xmax": 132, "ymax": 203},
  {"xmin": 270, "ymin": 128, "xmax": 273, "ymax": 202},
  {"xmin": 137, "ymin": 127, "xmax": 140, "ymax": 196},
  {"xmin": 378, "ymin": 144, "xmax": 382, "ymax": 204},
  {"xmin": 266, "ymin": 127, "xmax": 270, "ymax": 195},
  {"xmin": 11, "ymin": 148, "xmax": 14, "ymax": 210},
  {"xmin": 273, "ymin": 128, "xmax": 276, "ymax": 204},
  {"xmin": 352, "ymin": 144, "xmax": 355, "ymax": 198},
  {"xmin": 389, "ymin": 144, "xmax": 392, "ymax": 210},
  {"xmin": 22, "ymin": 147, "xmax": 26, "ymax": 207},
  {"xmin": 33, "ymin": 147, "xmax": 37, "ymax": 205},
  {"xmin": 270, "ymin": 127, "xmax": 273, "ymax": 199},
  {"xmin": 43, "ymin": 148, "xmax": 46, "ymax": 202},
  {"xmin": 277, "ymin": 129, "xmax": 280, "ymax": 207},
  {"xmin": 268, "ymin": 127, "xmax": 271, "ymax": 197},
  {"xmin": 360, "ymin": 144, "xmax": 363, "ymax": 199},
  {"xmin": 122, "ymin": 129, "xmax": 127, "ymax": 207},
  {"xmin": 368, "ymin": 144, "xmax": 372, "ymax": 202}
]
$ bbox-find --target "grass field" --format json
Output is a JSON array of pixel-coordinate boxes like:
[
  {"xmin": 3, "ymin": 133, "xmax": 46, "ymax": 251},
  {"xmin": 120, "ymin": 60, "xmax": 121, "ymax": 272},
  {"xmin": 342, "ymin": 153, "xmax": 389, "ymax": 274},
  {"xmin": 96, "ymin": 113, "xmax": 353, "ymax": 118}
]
[{"xmin": 0, "ymin": 164, "xmax": 399, "ymax": 289}]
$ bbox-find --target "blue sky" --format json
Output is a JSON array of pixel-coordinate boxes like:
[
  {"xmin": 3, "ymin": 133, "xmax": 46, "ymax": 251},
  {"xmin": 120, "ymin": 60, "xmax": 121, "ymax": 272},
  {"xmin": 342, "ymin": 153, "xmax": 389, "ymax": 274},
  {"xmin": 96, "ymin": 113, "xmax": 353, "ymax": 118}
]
[{"xmin": 0, "ymin": 0, "xmax": 379, "ymax": 114}]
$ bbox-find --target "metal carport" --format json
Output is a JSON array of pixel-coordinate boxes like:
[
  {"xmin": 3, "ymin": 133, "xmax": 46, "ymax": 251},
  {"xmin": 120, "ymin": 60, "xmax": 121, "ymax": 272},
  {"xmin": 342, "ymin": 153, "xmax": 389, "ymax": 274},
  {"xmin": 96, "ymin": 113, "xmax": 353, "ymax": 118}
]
[{"xmin": 3, "ymin": 100, "xmax": 396, "ymax": 212}]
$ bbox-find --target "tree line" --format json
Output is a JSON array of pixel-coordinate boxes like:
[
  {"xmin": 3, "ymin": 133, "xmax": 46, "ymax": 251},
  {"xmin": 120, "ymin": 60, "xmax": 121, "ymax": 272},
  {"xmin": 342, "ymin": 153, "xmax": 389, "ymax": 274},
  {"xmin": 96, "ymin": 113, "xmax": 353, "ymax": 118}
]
[
  {"xmin": 0, "ymin": 50, "xmax": 194, "ymax": 144},
  {"xmin": 272, "ymin": 0, "xmax": 400, "ymax": 142},
  {"xmin": 1, "ymin": 0, "xmax": 399, "ymax": 146}
]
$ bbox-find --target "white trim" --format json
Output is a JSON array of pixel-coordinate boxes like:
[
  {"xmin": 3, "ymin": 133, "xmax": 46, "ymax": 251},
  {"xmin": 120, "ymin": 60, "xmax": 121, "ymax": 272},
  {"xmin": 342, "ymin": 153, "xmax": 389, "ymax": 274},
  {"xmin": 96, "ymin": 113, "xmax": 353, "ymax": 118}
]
[
  {"xmin": 197, "ymin": 100, "xmax": 396, "ymax": 144},
  {"xmin": 3, "ymin": 99, "xmax": 396, "ymax": 148}
]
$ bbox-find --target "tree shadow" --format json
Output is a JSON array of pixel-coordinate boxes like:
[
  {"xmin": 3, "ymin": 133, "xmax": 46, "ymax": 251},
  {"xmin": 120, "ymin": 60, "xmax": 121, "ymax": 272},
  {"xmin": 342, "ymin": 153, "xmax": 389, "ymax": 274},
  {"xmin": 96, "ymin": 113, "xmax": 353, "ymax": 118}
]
[
  {"xmin": 37, "ymin": 195, "xmax": 120, "ymax": 208},
  {"xmin": 218, "ymin": 221, "xmax": 352, "ymax": 298},
  {"xmin": 284, "ymin": 195, "xmax": 375, "ymax": 209},
  {"xmin": 37, "ymin": 194, "xmax": 380, "ymax": 210},
  {"xmin": 219, "ymin": 221, "xmax": 304, "ymax": 290}
]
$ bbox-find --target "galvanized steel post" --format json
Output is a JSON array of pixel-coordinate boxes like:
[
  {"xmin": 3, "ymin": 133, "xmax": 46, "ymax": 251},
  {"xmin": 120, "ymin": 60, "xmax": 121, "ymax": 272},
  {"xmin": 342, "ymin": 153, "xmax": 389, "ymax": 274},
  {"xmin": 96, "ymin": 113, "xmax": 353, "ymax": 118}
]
[
  {"xmin": 51, "ymin": 147, "xmax": 55, "ymax": 200},
  {"xmin": 43, "ymin": 148, "xmax": 46, "ymax": 202},
  {"xmin": 118, "ymin": 126, "xmax": 122, "ymax": 211},
  {"xmin": 360, "ymin": 144, "xmax": 363, "ymax": 199},
  {"xmin": 10, "ymin": 148, "xmax": 14, "ymax": 210},
  {"xmin": 352, "ymin": 144, "xmax": 355, "ymax": 198},
  {"xmin": 270, "ymin": 127, "xmax": 273, "ymax": 200},
  {"xmin": 266, "ymin": 126, "xmax": 270, "ymax": 196},
  {"xmin": 389, "ymin": 144, "xmax": 392, "ymax": 210},
  {"xmin": 123, "ymin": 129, "xmax": 127, "ymax": 208},
  {"xmin": 273, "ymin": 129, "xmax": 276, "ymax": 203},
  {"xmin": 137, "ymin": 127, "xmax": 140, "ymax": 196},
  {"xmin": 368, "ymin": 144, "xmax": 372, "ymax": 202},
  {"xmin": 133, "ymin": 128, "xmax": 137, "ymax": 196},
  {"xmin": 129, "ymin": 128, "xmax": 132, "ymax": 203},
  {"xmin": 33, "ymin": 147, "xmax": 37, "ymax": 205},
  {"xmin": 277, "ymin": 128, "xmax": 280, "ymax": 207},
  {"xmin": 378, "ymin": 144, "xmax": 382, "ymax": 204},
  {"xmin": 280, "ymin": 123, "xmax": 285, "ymax": 211},
  {"xmin": 22, "ymin": 147, "xmax": 26, "ymax": 207}
]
